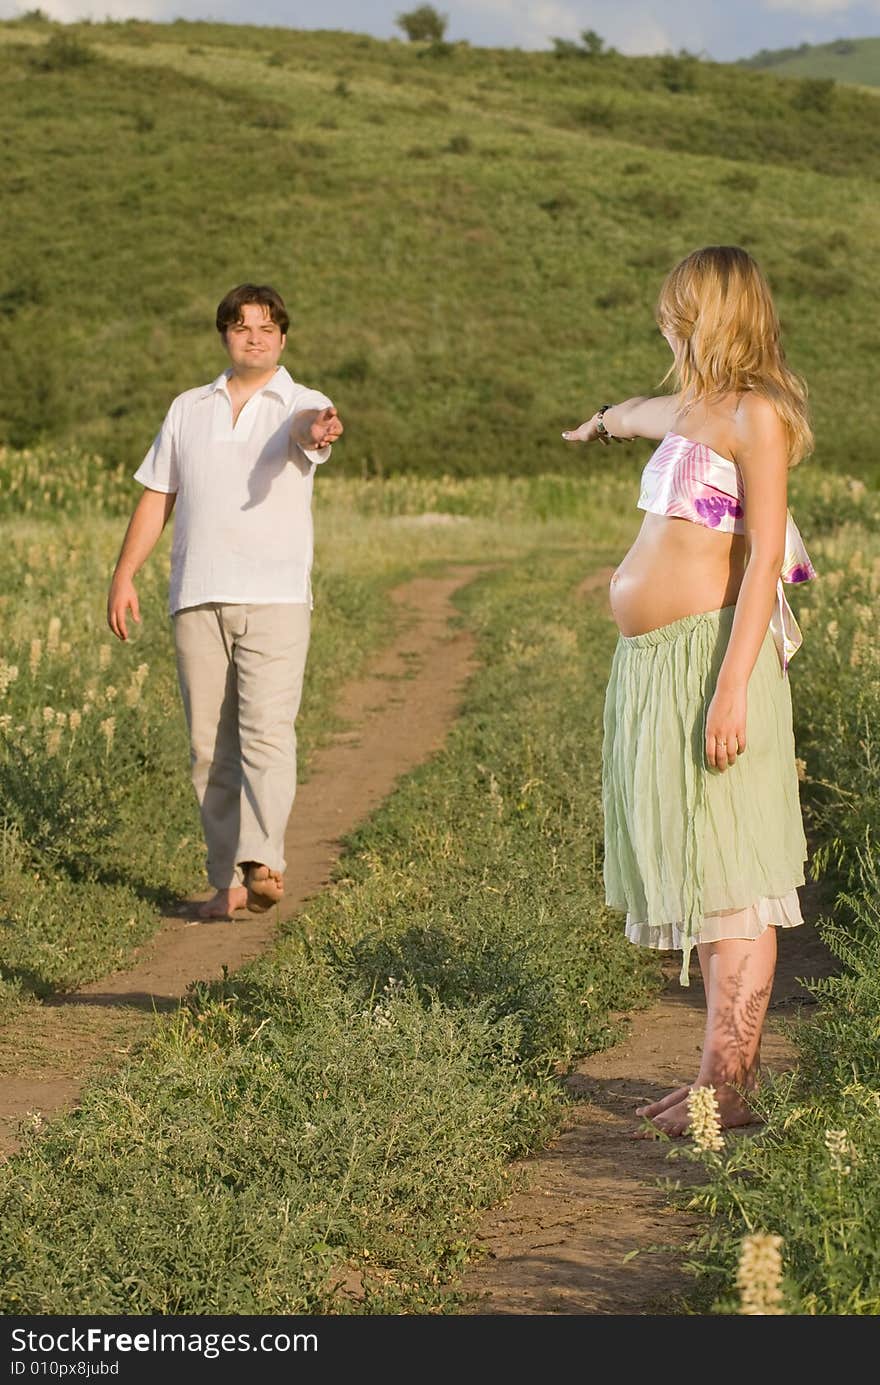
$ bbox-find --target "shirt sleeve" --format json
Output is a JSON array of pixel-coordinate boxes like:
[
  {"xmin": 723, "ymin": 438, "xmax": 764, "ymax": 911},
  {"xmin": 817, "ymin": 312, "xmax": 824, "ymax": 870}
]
[
  {"xmin": 134, "ymin": 400, "xmax": 180, "ymax": 493},
  {"xmin": 290, "ymin": 387, "xmax": 335, "ymax": 466}
]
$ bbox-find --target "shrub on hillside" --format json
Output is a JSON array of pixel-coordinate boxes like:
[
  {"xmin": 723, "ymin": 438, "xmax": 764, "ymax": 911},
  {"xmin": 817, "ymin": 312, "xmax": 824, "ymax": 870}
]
[
  {"xmin": 792, "ymin": 77, "xmax": 835, "ymax": 113},
  {"xmin": 30, "ymin": 33, "xmax": 95, "ymax": 70},
  {"xmin": 658, "ymin": 53, "xmax": 698, "ymax": 93},
  {"xmin": 395, "ymin": 5, "xmax": 448, "ymax": 43}
]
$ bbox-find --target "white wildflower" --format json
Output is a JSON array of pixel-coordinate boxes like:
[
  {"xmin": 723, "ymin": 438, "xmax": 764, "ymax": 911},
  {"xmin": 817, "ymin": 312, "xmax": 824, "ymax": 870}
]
[
  {"xmin": 850, "ymin": 631, "xmax": 870, "ymax": 669},
  {"xmin": 47, "ymin": 616, "xmax": 61, "ymax": 652},
  {"xmin": 0, "ymin": 662, "xmax": 19, "ymax": 697},
  {"xmin": 687, "ymin": 1085, "xmax": 724, "ymax": 1153},
  {"xmin": 825, "ymin": 1128, "xmax": 855, "ymax": 1176},
  {"xmin": 125, "ymin": 663, "xmax": 149, "ymax": 707},
  {"xmin": 737, "ymin": 1233, "xmax": 785, "ymax": 1316}
]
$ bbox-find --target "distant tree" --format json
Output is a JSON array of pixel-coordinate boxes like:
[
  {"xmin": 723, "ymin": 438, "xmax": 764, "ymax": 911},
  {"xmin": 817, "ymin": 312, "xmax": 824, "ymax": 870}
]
[
  {"xmin": 550, "ymin": 29, "xmax": 609, "ymax": 59},
  {"xmin": 551, "ymin": 37, "xmax": 582, "ymax": 59},
  {"xmin": 395, "ymin": 5, "xmax": 448, "ymax": 42}
]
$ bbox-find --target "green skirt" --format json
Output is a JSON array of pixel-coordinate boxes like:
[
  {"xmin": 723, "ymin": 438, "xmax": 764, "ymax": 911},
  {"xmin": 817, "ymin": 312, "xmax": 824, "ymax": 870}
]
[{"xmin": 602, "ymin": 607, "xmax": 807, "ymax": 984}]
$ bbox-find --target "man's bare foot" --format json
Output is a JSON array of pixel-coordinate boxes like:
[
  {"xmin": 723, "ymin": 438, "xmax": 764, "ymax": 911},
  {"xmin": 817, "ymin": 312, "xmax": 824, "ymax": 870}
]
[
  {"xmin": 632, "ymin": 1083, "xmax": 759, "ymax": 1140},
  {"xmin": 635, "ymin": 1084, "xmax": 692, "ymax": 1118},
  {"xmin": 244, "ymin": 863, "xmax": 284, "ymax": 913},
  {"xmin": 195, "ymin": 886, "xmax": 248, "ymax": 921}
]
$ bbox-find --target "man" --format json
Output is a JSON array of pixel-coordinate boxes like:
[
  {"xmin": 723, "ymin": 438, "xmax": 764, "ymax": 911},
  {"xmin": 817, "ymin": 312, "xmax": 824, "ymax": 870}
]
[{"xmin": 107, "ymin": 283, "xmax": 343, "ymax": 919}]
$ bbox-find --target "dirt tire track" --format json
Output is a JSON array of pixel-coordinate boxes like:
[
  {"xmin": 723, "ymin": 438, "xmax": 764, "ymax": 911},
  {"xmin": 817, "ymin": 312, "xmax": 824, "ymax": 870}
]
[{"xmin": 0, "ymin": 566, "xmax": 483, "ymax": 1156}]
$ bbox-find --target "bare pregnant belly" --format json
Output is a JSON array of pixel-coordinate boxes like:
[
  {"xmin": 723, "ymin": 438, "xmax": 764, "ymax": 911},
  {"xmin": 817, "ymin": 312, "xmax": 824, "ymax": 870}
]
[{"xmin": 609, "ymin": 517, "xmax": 746, "ymax": 637}]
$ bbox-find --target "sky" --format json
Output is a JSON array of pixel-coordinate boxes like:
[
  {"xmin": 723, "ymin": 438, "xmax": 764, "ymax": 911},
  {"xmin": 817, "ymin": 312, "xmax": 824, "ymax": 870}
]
[{"xmin": 4, "ymin": 0, "xmax": 880, "ymax": 62}]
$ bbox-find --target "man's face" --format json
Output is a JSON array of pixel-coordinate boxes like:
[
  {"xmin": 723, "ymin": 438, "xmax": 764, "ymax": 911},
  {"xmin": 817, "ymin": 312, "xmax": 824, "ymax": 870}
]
[{"xmin": 224, "ymin": 302, "xmax": 286, "ymax": 373}]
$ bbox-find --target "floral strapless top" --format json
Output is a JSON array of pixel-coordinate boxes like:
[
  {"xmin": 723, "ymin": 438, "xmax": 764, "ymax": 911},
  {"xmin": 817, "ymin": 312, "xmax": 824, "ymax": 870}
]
[{"xmin": 638, "ymin": 432, "xmax": 816, "ymax": 670}]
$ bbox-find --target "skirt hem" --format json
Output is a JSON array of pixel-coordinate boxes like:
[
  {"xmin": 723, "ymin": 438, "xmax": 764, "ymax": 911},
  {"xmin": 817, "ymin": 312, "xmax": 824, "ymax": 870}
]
[{"xmin": 623, "ymin": 888, "xmax": 804, "ymax": 952}]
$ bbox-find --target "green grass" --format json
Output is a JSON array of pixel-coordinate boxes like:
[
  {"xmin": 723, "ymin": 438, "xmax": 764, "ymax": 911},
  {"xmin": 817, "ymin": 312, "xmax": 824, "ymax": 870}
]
[
  {"xmin": 0, "ymin": 545, "xmax": 660, "ymax": 1314},
  {"xmin": 1, "ymin": 17, "xmax": 879, "ymax": 480}
]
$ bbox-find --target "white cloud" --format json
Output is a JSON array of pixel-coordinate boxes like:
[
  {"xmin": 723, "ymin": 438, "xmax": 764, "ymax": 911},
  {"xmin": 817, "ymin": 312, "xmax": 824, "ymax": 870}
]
[
  {"xmin": 762, "ymin": 0, "xmax": 878, "ymax": 12},
  {"xmin": 3, "ymin": 0, "xmax": 175, "ymax": 16},
  {"xmin": 456, "ymin": 0, "xmax": 583, "ymax": 48},
  {"xmin": 458, "ymin": 0, "xmax": 680, "ymax": 53}
]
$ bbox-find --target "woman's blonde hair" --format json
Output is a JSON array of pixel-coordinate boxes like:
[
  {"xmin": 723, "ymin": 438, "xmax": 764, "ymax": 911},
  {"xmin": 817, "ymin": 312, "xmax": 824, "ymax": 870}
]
[{"xmin": 656, "ymin": 246, "xmax": 812, "ymax": 466}]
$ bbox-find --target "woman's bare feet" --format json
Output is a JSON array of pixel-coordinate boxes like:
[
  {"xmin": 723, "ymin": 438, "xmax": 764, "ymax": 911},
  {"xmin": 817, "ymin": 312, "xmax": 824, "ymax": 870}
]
[
  {"xmin": 633, "ymin": 1082, "xmax": 759, "ymax": 1139},
  {"xmin": 244, "ymin": 863, "xmax": 284, "ymax": 913},
  {"xmin": 195, "ymin": 886, "xmax": 248, "ymax": 921},
  {"xmin": 635, "ymin": 1084, "xmax": 693, "ymax": 1118}
]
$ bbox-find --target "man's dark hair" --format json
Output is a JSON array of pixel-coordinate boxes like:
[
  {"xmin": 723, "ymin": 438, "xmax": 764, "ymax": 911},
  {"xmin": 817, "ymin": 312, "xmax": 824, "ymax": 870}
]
[{"xmin": 216, "ymin": 283, "xmax": 290, "ymax": 338}]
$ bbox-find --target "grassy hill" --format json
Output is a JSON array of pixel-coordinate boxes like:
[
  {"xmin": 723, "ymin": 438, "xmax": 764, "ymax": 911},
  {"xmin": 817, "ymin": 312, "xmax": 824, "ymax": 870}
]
[
  {"xmin": 741, "ymin": 36, "xmax": 880, "ymax": 88},
  {"xmin": 1, "ymin": 15, "xmax": 879, "ymax": 478}
]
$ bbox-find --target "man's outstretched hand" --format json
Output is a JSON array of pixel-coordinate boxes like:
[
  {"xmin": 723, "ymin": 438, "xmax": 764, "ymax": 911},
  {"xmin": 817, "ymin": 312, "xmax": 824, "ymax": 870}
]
[{"xmin": 294, "ymin": 405, "xmax": 344, "ymax": 452}]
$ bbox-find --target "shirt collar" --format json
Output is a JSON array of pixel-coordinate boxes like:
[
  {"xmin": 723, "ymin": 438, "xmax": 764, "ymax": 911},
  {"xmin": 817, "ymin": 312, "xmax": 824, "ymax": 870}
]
[{"xmin": 200, "ymin": 365, "xmax": 295, "ymax": 404}]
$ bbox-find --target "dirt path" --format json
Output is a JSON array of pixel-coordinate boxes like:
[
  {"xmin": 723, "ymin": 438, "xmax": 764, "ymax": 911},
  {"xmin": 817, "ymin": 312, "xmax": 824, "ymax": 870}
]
[
  {"xmin": 0, "ymin": 567, "xmax": 482, "ymax": 1157},
  {"xmin": 455, "ymin": 571, "xmax": 836, "ymax": 1315}
]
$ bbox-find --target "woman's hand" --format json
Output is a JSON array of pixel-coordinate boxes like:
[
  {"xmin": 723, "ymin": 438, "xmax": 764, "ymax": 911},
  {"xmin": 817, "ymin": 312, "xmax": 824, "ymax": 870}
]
[
  {"xmin": 705, "ymin": 684, "xmax": 747, "ymax": 772},
  {"xmin": 562, "ymin": 414, "xmax": 602, "ymax": 444}
]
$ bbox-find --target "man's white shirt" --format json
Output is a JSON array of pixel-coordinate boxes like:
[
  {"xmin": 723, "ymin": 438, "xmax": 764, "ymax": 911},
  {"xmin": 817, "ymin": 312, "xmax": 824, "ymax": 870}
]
[{"xmin": 135, "ymin": 366, "xmax": 333, "ymax": 614}]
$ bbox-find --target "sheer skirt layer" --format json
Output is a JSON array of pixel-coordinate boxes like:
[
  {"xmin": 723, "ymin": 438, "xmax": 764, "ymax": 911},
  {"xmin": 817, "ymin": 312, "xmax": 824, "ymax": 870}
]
[
  {"xmin": 625, "ymin": 888, "xmax": 803, "ymax": 951},
  {"xmin": 602, "ymin": 607, "xmax": 808, "ymax": 984}
]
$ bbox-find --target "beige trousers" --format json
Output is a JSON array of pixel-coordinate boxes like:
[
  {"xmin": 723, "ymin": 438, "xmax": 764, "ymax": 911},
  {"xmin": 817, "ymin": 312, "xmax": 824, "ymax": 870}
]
[{"xmin": 173, "ymin": 602, "xmax": 311, "ymax": 889}]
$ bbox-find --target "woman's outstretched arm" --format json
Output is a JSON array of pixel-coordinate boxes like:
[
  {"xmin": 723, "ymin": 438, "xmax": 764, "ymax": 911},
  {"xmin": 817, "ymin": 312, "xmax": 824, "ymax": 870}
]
[
  {"xmin": 704, "ymin": 393, "xmax": 789, "ymax": 772},
  {"xmin": 562, "ymin": 394, "xmax": 680, "ymax": 445}
]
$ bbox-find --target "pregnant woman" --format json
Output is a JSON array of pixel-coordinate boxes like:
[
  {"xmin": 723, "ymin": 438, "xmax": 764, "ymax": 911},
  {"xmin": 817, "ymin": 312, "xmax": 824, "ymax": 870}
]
[{"xmin": 563, "ymin": 245, "xmax": 815, "ymax": 1137}]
